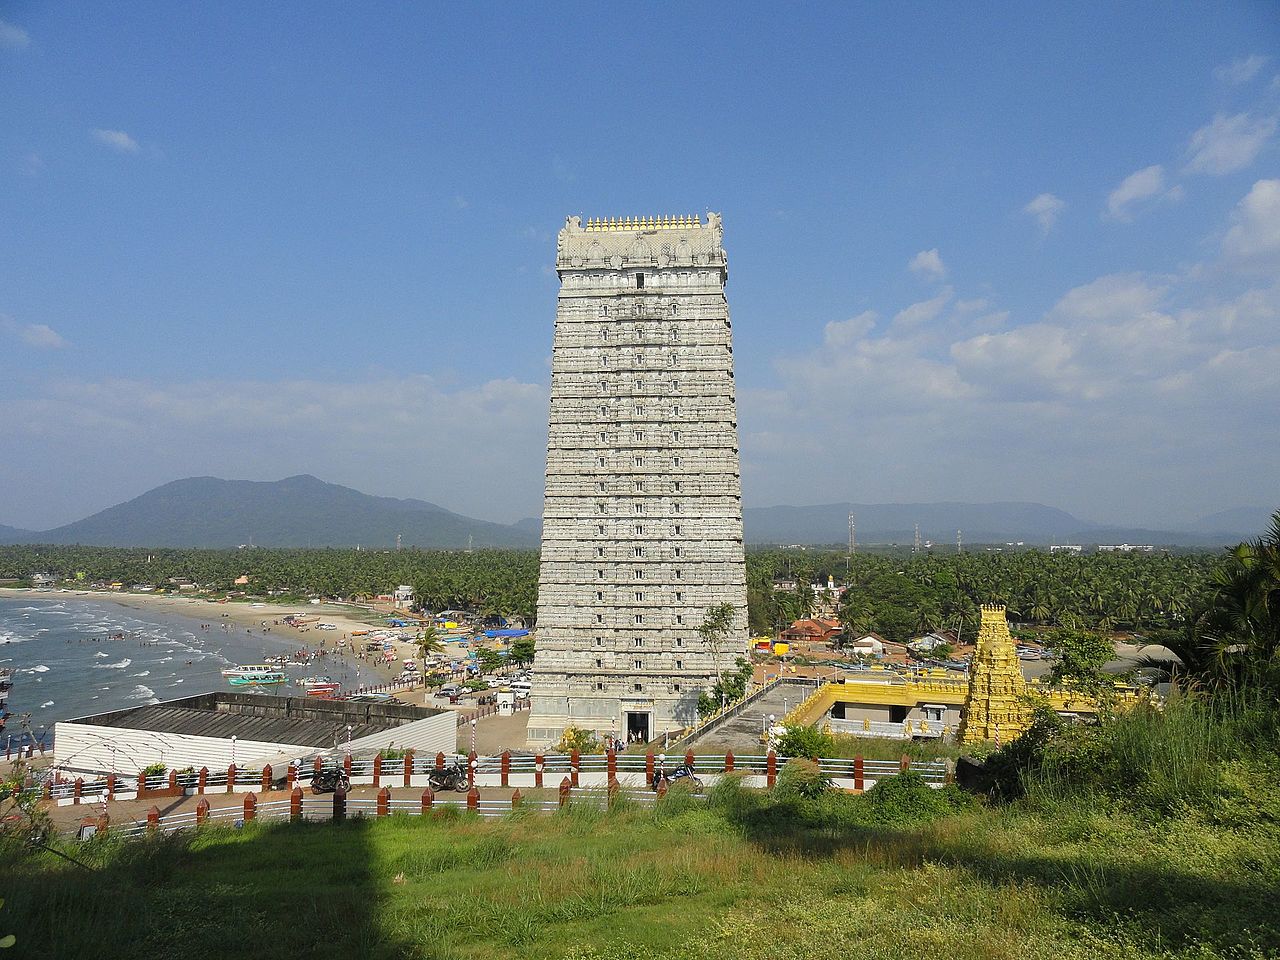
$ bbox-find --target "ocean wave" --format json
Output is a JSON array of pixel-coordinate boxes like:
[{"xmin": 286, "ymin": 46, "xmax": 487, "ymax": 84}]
[
  {"xmin": 126, "ymin": 684, "xmax": 157, "ymax": 703},
  {"xmin": 94, "ymin": 658, "xmax": 132, "ymax": 670},
  {"xmin": 168, "ymin": 679, "xmax": 185, "ymax": 686},
  {"xmin": 94, "ymin": 651, "xmax": 109, "ymax": 658},
  {"xmin": 39, "ymin": 700, "xmax": 54, "ymax": 708},
  {"xmin": 0, "ymin": 633, "xmax": 27, "ymax": 645},
  {"xmin": 23, "ymin": 664, "xmax": 50, "ymax": 673},
  {"xmin": 132, "ymin": 671, "xmax": 150, "ymax": 677}
]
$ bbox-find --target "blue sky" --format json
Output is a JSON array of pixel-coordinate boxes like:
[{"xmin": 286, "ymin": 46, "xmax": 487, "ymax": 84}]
[{"xmin": 2, "ymin": 2, "xmax": 1278, "ymax": 531}]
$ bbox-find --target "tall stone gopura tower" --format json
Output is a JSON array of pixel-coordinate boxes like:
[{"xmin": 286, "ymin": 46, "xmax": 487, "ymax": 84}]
[{"xmin": 526, "ymin": 214, "xmax": 749, "ymax": 747}]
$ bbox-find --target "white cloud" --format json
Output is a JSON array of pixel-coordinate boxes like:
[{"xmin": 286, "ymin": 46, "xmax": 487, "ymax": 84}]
[
  {"xmin": 1023, "ymin": 193, "xmax": 1066, "ymax": 233},
  {"xmin": 1, "ymin": 317, "xmax": 69, "ymax": 349},
  {"xmin": 0, "ymin": 18, "xmax": 29, "ymax": 48},
  {"xmin": 823, "ymin": 310, "xmax": 877, "ymax": 348},
  {"xmin": 1215, "ymin": 55, "xmax": 1267, "ymax": 85},
  {"xmin": 91, "ymin": 129, "xmax": 140, "ymax": 154},
  {"xmin": 907, "ymin": 248, "xmax": 946, "ymax": 280},
  {"xmin": 891, "ymin": 288, "xmax": 953, "ymax": 329},
  {"xmin": 1184, "ymin": 113, "xmax": 1277, "ymax": 175},
  {"xmin": 1048, "ymin": 273, "xmax": 1167, "ymax": 325},
  {"xmin": 1222, "ymin": 179, "xmax": 1280, "ymax": 264},
  {"xmin": 1106, "ymin": 165, "xmax": 1172, "ymax": 221}
]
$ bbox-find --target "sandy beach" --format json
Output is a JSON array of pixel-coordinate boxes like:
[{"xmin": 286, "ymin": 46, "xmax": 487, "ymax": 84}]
[{"xmin": 0, "ymin": 587, "xmax": 436, "ymax": 683}]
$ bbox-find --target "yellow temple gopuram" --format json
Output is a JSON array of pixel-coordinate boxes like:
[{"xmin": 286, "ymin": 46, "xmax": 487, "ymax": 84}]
[{"xmin": 777, "ymin": 605, "xmax": 1136, "ymax": 745}]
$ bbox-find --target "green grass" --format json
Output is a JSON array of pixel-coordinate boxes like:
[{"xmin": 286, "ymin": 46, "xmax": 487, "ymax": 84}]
[{"xmin": 6, "ymin": 696, "xmax": 1279, "ymax": 960}]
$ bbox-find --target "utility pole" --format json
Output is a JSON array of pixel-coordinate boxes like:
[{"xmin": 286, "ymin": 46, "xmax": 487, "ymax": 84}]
[
  {"xmin": 956, "ymin": 529, "xmax": 963, "ymax": 554},
  {"xmin": 846, "ymin": 513, "xmax": 856, "ymax": 580},
  {"xmin": 913, "ymin": 523, "xmax": 921, "ymax": 554},
  {"xmin": 396, "ymin": 533, "xmax": 402, "ymax": 552}
]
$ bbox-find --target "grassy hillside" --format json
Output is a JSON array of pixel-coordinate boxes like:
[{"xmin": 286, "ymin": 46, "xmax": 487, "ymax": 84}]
[{"xmin": 5, "ymin": 696, "xmax": 1278, "ymax": 959}]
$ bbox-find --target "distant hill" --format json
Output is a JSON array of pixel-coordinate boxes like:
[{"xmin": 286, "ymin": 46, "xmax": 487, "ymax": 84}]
[
  {"xmin": 0, "ymin": 524, "xmax": 34, "ymax": 542},
  {"xmin": 742, "ymin": 501, "xmax": 1090, "ymax": 545},
  {"xmin": 1186, "ymin": 506, "xmax": 1278, "ymax": 540},
  {"xmin": 0, "ymin": 478, "xmax": 1264, "ymax": 549},
  {"xmin": 0, "ymin": 475, "xmax": 539, "ymax": 549}
]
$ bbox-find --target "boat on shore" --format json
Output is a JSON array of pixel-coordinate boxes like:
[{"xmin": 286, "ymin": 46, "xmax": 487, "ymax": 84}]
[
  {"xmin": 301, "ymin": 677, "xmax": 341, "ymax": 697},
  {"xmin": 221, "ymin": 664, "xmax": 287, "ymax": 687}
]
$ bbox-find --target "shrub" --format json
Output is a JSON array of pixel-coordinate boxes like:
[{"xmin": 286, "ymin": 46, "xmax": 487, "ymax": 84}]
[
  {"xmin": 140, "ymin": 762, "xmax": 167, "ymax": 778},
  {"xmin": 861, "ymin": 769, "xmax": 972, "ymax": 823},
  {"xmin": 773, "ymin": 724, "xmax": 831, "ymax": 759},
  {"xmin": 773, "ymin": 758, "xmax": 831, "ymax": 801},
  {"xmin": 556, "ymin": 726, "xmax": 602, "ymax": 754}
]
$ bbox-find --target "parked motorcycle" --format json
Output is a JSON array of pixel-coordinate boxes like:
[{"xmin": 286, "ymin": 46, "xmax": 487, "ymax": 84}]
[
  {"xmin": 310, "ymin": 767, "xmax": 351, "ymax": 795},
  {"xmin": 651, "ymin": 765, "xmax": 703, "ymax": 793},
  {"xmin": 426, "ymin": 764, "xmax": 470, "ymax": 793}
]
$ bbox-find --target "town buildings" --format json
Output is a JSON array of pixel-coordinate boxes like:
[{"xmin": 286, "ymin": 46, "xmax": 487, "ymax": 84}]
[{"xmin": 527, "ymin": 215, "xmax": 749, "ymax": 746}]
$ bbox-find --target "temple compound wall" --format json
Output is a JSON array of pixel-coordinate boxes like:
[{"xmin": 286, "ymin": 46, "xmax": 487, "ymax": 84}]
[{"xmin": 527, "ymin": 215, "xmax": 749, "ymax": 747}]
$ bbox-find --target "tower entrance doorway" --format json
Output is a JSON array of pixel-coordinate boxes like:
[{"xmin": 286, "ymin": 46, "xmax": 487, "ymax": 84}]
[{"xmin": 625, "ymin": 711, "xmax": 651, "ymax": 745}]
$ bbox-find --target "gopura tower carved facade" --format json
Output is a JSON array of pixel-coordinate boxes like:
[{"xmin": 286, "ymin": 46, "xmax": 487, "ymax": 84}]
[
  {"xmin": 958, "ymin": 604, "xmax": 1032, "ymax": 744},
  {"xmin": 526, "ymin": 214, "xmax": 749, "ymax": 747}
]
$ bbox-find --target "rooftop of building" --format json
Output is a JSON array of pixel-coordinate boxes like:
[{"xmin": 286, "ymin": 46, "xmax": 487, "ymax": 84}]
[{"xmin": 59, "ymin": 691, "xmax": 443, "ymax": 749}]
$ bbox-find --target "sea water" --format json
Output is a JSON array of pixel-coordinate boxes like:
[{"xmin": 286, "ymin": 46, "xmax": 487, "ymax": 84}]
[{"xmin": 0, "ymin": 595, "xmax": 387, "ymax": 744}]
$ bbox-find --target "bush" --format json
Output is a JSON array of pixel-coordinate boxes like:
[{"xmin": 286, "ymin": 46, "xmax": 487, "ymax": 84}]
[
  {"xmin": 140, "ymin": 762, "xmax": 167, "ymax": 778},
  {"xmin": 860, "ymin": 770, "xmax": 972, "ymax": 823},
  {"xmin": 773, "ymin": 758, "xmax": 831, "ymax": 801},
  {"xmin": 556, "ymin": 726, "xmax": 602, "ymax": 754},
  {"xmin": 773, "ymin": 724, "xmax": 831, "ymax": 759},
  {"xmin": 979, "ymin": 690, "xmax": 1280, "ymax": 814}
]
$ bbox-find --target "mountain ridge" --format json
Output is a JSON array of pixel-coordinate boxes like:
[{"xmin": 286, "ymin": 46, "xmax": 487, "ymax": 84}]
[{"xmin": 0, "ymin": 477, "xmax": 1270, "ymax": 549}]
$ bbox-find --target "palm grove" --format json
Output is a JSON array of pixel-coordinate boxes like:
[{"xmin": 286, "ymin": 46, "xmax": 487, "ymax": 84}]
[{"xmin": 3, "ymin": 512, "xmax": 1277, "ymax": 689}]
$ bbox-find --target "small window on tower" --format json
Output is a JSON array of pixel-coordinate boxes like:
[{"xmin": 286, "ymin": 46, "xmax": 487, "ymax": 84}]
[
  {"xmin": 634, "ymin": 614, "xmax": 643, "ymax": 624},
  {"xmin": 596, "ymin": 591, "xmax": 604, "ymax": 601},
  {"xmin": 596, "ymin": 658, "xmax": 602, "ymax": 668},
  {"xmin": 674, "ymin": 547, "xmax": 682, "ymax": 557},
  {"xmin": 674, "ymin": 683, "xmax": 681, "ymax": 692},
  {"xmin": 634, "ymin": 659, "xmax": 642, "ymax": 669},
  {"xmin": 675, "ymin": 591, "xmax": 683, "ymax": 601},
  {"xmin": 675, "ymin": 660, "xmax": 683, "ymax": 670},
  {"xmin": 596, "ymin": 682, "xmax": 604, "ymax": 691},
  {"xmin": 634, "ymin": 683, "xmax": 642, "ymax": 692},
  {"xmin": 635, "ymin": 569, "xmax": 643, "ymax": 579},
  {"xmin": 676, "ymin": 616, "xmax": 683, "ymax": 626},
  {"xmin": 636, "ymin": 273, "xmax": 644, "ymax": 289},
  {"xmin": 597, "ymin": 569, "xmax": 604, "ymax": 579},
  {"xmin": 675, "ymin": 636, "xmax": 683, "ymax": 645},
  {"xmin": 596, "ymin": 614, "xmax": 603, "ymax": 623}
]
